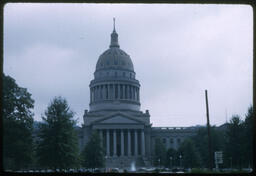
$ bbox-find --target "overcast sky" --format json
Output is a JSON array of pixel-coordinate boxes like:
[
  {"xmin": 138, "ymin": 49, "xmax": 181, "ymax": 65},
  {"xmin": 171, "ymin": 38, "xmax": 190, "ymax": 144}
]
[{"xmin": 3, "ymin": 3, "xmax": 253, "ymax": 127}]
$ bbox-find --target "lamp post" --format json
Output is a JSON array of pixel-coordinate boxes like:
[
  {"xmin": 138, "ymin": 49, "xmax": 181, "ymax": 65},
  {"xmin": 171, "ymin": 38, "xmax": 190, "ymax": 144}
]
[
  {"xmin": 179, "ymin": 155, "xmax": 182, "ymax": 168},
  {"xmin": 170, "ymin": 156, "xmax": 173, "ymax": 169},
  {"xmin": 158, "ymin": 158, "xmax": 161, "ymax": 169},
  {"xmin": 230, "ymin": 157, "xmax": 232, "ymax": 170},
  {"xmin": 105, "ymin": 156, "xmax": 108, "ymax": 172}
]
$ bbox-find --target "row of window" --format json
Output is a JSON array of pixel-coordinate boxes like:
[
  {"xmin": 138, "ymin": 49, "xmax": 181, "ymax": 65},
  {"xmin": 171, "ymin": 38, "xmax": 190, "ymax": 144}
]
[
  {"xmin": 99, "ymin": 60, "xmax": 130, "ymax": 67},
  {"xmin": 162, "ymin": 138, "xmax": 181, "ymax": 144}
]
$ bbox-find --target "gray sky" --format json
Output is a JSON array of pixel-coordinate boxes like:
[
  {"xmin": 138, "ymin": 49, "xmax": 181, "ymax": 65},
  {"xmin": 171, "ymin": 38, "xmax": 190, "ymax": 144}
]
[{"xmin": 4, "ymin": 3, "xmax": 253, "ymax": 127}]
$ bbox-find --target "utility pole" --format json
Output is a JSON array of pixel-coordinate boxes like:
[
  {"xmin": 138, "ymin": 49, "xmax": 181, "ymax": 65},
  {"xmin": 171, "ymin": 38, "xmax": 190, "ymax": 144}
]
[{"xmin": 205, "ymin": 90, "xmax": 213, "ymax": 170}]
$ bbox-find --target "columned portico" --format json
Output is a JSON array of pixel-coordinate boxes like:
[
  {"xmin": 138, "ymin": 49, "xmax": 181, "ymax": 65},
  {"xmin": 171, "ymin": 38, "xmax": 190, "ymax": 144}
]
[{"xmin": 96, "ymin": 128, "xmax": 145, "ymax": 158}]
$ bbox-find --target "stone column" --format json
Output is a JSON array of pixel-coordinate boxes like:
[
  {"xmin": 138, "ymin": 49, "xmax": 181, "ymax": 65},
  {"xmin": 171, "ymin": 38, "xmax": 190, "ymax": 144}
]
[
  {"xmin": 127, "ymin": 129, "xmax": 131, "ymax": 156},
  {"xmin": 101, "ymin": 85, "xmax": 103, "ymax": 100},
  {"xmin": 141, "ymin": 130, "xmax": 145, "ymax": 156},
  {"xmin": 107, "ymin": 84, "xmax": 110, "ymax": 100},
  {"xmin": 135, "ymin": 87, "xmax": 137, "ymax": 101},
  {"xmin": 113, "ymin": 84, "xmax": 115, "ymax": 100},
  {"xmin": 131, "ymin": 86, "xmax": 133, "ymax": 100},
  {"xmin": 124, "ymin": 85, "xmax": 127, "ymax": 99},
  {"xmin": 113, "ymin": 129, "xmax": 117, "ymax": 156},
  {"xmin": 121, "ymin": 84, "xmax": 124, "ymax": 99},
  {"xmin": 101, "ymin": 85, "xmax": 104, "ymax": 100},
  {"xmin": 134, "ymin": 129, "xmax": 138, "ymax": 156},
  {"xmin": 99, "ymin": 130, "xmax": 103, "ymax": 148},
  {"xmin": 94, "ymin": 86, "xmax": 96, "ymax": 101},
  {"xmin": 138, "ymin": 87, "xmax": 140, "ymax": 101},
  {"xmin": 127, "ymin": 85, "xmax": 130, "ymax": 100},
  {"xmin": 96, "ymin": 86, "xmax": 99, "ymax": 101},
  {"xmin": 106, "ymin": 129, "xmax": 110, "ymax": 156},
  {"xmin": 90, "ymin": 88, "xmax": 92, "ymax": 103},
  {"xmin": 94, "ymin": 87, "xmax": 96, "ymax": 101},
  {"xmin": 121, "ymin": 129, "xmax": 124, "ymax": 156},
  {"xmin": 118, "ymin": 84, "xmax": 120, "ymax": 99}
]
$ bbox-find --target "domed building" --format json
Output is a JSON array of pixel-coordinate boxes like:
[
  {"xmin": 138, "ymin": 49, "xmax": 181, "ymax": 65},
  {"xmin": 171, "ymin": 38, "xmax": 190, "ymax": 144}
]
[{"xmin": 81, "ymin": 20, "xmax": 197, "ymax": 168}]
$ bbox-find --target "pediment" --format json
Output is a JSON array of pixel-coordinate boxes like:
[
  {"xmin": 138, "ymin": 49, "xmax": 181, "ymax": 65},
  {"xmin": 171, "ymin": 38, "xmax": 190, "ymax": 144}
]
[{"xmin": 96, "ymin": 114, "xmax": 141, "ymax": 124}]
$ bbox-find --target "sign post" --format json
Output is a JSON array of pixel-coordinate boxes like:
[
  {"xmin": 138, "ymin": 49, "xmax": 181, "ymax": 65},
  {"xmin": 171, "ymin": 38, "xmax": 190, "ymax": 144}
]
[{"xmin": 214, "ymin": 151, "xmax": 223, "ymax": 170}]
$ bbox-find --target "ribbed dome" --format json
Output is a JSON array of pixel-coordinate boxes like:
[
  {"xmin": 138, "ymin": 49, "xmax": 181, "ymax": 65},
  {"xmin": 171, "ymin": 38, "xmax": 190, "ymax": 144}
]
[
  {"xmin": 95, "ymin": 21, "xmax": 134, "ymax": 72},
  {"xmin": 96, "ymin": 48, "xmax": 134, "ymax": 71}
]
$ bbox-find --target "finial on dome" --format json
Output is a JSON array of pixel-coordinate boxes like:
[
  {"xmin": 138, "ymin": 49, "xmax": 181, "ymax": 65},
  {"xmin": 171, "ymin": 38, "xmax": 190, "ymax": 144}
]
[
  {"xmin": 110, "ymin": 17, "xmax": 119, "ymax": 48},
  {"xmin": 113, "ymin": 17, "xmax": 116, "ymax": 32}
]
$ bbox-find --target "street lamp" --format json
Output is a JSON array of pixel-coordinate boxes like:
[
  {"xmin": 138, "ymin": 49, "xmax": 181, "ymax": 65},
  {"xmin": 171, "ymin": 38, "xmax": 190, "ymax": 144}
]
[
  {"xmin": 169, "ymin": 156, "xmax": 173, "ymax": 169},
  {"xmin": 179, "ymin": 155, "xmax": 182, "ymax": 168},
  {"xmin": 158, "ymin": 158, "xmax": 161, "ymax": 168},
  {"xmin": 105, "ymin": 156, "xmax": 108, "ymax": 172},
  {"xmin": 230, "ymin": 157, "xmax": 232, "ymax": 170}
]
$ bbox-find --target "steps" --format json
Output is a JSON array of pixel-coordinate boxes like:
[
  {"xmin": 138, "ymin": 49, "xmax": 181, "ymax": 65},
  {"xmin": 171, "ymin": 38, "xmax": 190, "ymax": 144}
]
[{"xmin": 105, "ymin": 156, "xmax": 151, "ymax": 169}]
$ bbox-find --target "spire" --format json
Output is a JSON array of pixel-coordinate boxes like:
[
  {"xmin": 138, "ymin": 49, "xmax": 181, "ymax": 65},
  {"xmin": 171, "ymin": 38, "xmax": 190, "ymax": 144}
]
[
  {"xmin": 110, "ymin": 17, "xmax": 119, "ymax": 48},
  {"xmin": 113, "ymin": 17, "xmax": 116, "ymax": 32}
]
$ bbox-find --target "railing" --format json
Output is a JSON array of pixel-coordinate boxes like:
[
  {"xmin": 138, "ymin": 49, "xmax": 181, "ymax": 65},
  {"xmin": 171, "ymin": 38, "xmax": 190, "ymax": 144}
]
[{"xmin": 152, "ymin": 127, "xmax": 197, "ymax": 130}]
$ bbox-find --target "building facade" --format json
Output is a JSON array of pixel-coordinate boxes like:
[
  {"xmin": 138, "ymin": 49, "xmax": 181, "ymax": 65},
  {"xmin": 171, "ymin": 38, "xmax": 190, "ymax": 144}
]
[{"xmin": 80, "ymin": 23, "xmax": 197, "ymax": 168}]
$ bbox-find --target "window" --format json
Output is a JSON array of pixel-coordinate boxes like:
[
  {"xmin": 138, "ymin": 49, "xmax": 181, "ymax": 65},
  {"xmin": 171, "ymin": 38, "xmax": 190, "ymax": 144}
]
[
  {"xmin": 114, "ymin": 60, "xmax": 118, "ymax": 65},
  {"xmin": 170, "ymin": 138, "xmax": 173, "ymax": 144},
  {"xmin": 123, "ymin": 72, "xmax": 126, "ymax": 77},
  {"xmin": 130, "ymin": 73, "xmax": 132, "ymax": 78},
  {"xmin": 162, "ymin": 138, "xmax": 166, "ymax": 144},
  {"xmin": 177, "ymin": 138, "xmax": 181, "ymax": 144},
  {"xmin": 115, "ymin": 72, "xmax": 117, "ymax": 77}
]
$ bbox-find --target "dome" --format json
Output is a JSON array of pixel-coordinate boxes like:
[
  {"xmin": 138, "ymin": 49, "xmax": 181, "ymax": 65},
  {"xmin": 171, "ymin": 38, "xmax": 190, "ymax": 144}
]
[
  {"xmin": 95, "ymin": 21, "xmax": 134, "ymax": 72},
  {"xmin": 96, "ymin": 48, "xmax": 134, "ymax": 71}
]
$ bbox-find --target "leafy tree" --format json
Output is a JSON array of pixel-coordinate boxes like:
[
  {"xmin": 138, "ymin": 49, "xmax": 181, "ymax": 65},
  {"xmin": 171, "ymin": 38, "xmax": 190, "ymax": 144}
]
[
  {"xmin": 2, "ymin": 74, "xmax": 35, "ymax": 170},
  {"xmin": 192, "ymin": 126, "xmax": 225, "ymax": 168},
  {"xmin": 153, "ymin": 138, "xmax": 166, "ymax": 167},
  {"xmin": 242, "ymin": 106, "xmax": 253, "ymax": 168},
  {"xmin": 178, "ymin": 139, "xmax": 201, "ymax": 168},
  {"xmin": 165, "ymin": 148, "xmax": 178, "ymax": 168},
  {"xmin": 36, "ymin": 96, "xmax": 80, "ymax": 170},
  {"xmin": 224, "ymin": 115, "xmax": 244, "ymax": 169},
  {"xmin": 80, "ymin": 131, "xmax": 105, "ymax": 169}
]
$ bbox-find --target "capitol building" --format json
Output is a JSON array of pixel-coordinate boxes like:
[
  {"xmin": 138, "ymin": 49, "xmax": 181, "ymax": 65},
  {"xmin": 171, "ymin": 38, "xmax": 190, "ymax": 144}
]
[{"xmin": 79, "ymin": 21, "xmax": 197, "ymax": 168}]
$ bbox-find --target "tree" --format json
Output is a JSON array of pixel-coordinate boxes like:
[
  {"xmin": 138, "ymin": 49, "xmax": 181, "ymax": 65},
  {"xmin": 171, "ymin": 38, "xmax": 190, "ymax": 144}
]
[
  {"xmin": 153, "ymin": 138, "xmax": 166, "ymax": 167},
  {"xmin": 224, "ymin": 115, "xmax": 244, "ymax": 169},
  {"xmin": 242, "ymin": 106, "xmax": 253, "ymax": 168},
  {"xmin": 36, "ymin": 96, "xmax": 80, "ymax": 170},
  {"xmin": 80, "ymin": 131, "xmax": 105, "ymax": 169},
  {"xmin": 178, "ymin": 139, "xmax": 201, "ymax": 168},
  {"xmin": 2, "ymin": 74, "xmax": 35, "ymax": 170},
  {"xmin": 192, "ymin": 126, "xmax": 225, "ymax": 168},
  {"xmin": 165, "ymin": 148, "xmax": 178, "ymax": 168}
]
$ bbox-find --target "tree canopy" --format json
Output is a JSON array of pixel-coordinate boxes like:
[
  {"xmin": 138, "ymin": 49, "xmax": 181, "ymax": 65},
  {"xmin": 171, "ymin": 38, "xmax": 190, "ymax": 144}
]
[
  {"xmin": 153, "ymin": 138, "xmax": 166, "ymax": 167},
  {"xmin": 36, "ymin": 96, "xmax": 80, "ymax": 170},
  {"xmin": 3, "ymin": 74, "xmax": 35, "ymax": 170},
  {"xmin": 80, "ymin": 131, "xmax": 105, "ymax": 169}
]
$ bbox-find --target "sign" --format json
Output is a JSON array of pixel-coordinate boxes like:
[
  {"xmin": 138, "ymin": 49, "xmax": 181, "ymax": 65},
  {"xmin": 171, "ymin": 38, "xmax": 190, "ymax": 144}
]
[{"xmin": 214, "ymin": 151, "xmax": 223, "ymax": 164}]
